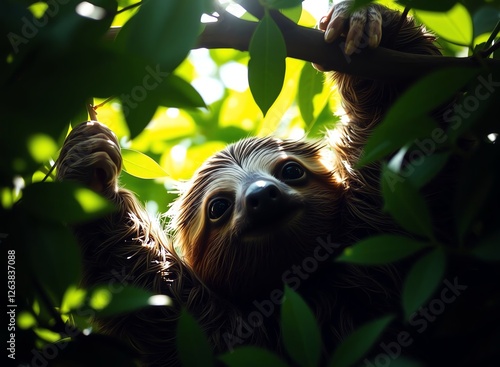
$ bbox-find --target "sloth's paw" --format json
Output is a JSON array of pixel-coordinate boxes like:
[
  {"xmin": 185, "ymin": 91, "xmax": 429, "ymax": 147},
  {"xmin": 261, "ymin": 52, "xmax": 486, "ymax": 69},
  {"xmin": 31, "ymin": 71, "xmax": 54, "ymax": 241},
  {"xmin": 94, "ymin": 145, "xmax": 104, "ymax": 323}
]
[
  {"xmin": 57, "ymin": 121, "xmax": 122, "ymax": 195},
  {"xmin": 318, "ymin": 1, "xmax": 383, "ymax": 55}
]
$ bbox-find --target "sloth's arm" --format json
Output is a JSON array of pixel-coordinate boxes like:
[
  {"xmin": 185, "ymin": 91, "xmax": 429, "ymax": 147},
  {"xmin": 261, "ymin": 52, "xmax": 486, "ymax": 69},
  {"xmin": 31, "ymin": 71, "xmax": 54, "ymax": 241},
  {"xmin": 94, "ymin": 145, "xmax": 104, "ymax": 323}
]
[{"xmin": 56, "ymin": 122, "xmax": 249, "ymax": 365}]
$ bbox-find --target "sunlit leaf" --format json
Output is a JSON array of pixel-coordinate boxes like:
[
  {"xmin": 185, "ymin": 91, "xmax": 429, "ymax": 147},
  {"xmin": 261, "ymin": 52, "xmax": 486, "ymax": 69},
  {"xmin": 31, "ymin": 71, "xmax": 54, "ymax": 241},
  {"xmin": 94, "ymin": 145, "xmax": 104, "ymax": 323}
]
[
  {"xmin": 328, "ymin": 315, "xmax": 394, "ymax": 367},
  {"xmin": 219, "ymin": 347, "xmax": 289, "ymax": 367},
  {"xmin": 397, "ymin": 0, "xmax": 456, "ymax": 11},
  {"xmin": 161, "ymin": 141, "xmax": 227, "ymax": 180},
  {"xmin": 402, "ymin": 247, "xmax": 446, "ymax": 319},
  {"xmin": 93, "ymin": 286, "xmax": 161, "ymax": 317},
  {"xmin": 131, "ymin": 109, "xmax": 197, "ymax": 152},
  {"xmin": 351, "ymin": 0, "xmax": 376, "ymax": 11},
  {"xmin": 27, "ymin": 133, "xmax": 57, "ymax": 163},
  {"xmin": 61, "ymin": 285, "xmax": 87, "ymax": 313},
  {"xmin": 18, "ymin": 311, "xmax": 37, "ymax": 330},
  {"xmin": 248, "ymin": 11, "xmax": 287, "ymax": 116},
  {"xmin": 74, "ymin": 188, "xmax": 113, "ymax": 214},
  {"xmin": 89, "ymin": 288, "xmax": 113, "ymax": 311},
  {"xmin": 281, "ymin": 4, "xmax": 302, "ymax": 23},
  {"xmin": 281, "ymin": 286, "xmax": 322, "ymax": 367},
  {"xmin": 264, "ymin": 0, "xmax": 303, "ymax": 10},
  {"xmin": 35, "ymin": 328, "xmax": 62, "ymax": 343},
  {"xmin": 220, "ymin": 90, "xmax": 262, "ymax": 131},
  {"xmin": 415, "ymin": 3, "xmax": 473, "ymax": 46},
  {"xmin": 177, "ymin": 309, "xmax": 214, "ymax": 367},
  {"xmin": 298, "ymin": 63, "xmax": 325, "ymax": 126},
  {"xmin": 336, "ymin": 235, "xmax": 430, "ymax": 265},
  {"xmin": 122, "ymin": 148, "xmax": 169, "ymax": 179}
]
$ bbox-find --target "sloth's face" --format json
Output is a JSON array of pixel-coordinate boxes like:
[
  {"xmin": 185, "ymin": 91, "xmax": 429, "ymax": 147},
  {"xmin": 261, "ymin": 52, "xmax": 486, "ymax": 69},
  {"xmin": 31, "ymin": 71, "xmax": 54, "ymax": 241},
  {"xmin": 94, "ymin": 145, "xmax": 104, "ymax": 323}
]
[{"xmin": 170, "ymin": 137, "xmax": 345, "ymax": 300}]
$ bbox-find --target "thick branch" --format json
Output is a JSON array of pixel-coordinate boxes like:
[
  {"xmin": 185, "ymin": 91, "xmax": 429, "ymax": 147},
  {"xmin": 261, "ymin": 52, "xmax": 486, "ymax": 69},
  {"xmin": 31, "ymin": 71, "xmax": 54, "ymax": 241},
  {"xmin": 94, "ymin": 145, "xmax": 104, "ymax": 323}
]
[
  {"xmin": 196, "ymin": 11, "xmax": 499, "ymax": 82},
  {"xmin": 105, "ymin": 9, "xmax": 499, "ymax": 81}
]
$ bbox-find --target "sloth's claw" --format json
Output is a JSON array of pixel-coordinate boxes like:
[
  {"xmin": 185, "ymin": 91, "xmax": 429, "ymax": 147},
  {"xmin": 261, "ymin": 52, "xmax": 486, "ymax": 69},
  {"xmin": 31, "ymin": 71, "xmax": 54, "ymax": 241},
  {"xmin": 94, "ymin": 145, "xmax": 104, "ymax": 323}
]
[{"xmin": 319, "ymin": 1, "xmax": 383, "ymax": 55}]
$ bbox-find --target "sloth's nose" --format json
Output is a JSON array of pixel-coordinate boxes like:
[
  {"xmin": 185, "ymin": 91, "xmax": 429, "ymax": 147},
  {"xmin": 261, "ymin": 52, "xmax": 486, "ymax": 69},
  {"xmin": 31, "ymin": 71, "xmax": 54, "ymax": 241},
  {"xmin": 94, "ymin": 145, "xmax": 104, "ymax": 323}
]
[{"xmin": 245, "ymin": 180, "xmax": 284, "ymax": 221}]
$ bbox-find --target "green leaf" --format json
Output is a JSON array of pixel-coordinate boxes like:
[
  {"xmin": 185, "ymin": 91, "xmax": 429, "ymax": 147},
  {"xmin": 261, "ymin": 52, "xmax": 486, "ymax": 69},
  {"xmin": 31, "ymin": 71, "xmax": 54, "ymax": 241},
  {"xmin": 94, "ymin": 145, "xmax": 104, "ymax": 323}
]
[
  {"xmin": 402, "ymin": 247, "xmax": 446, "ymax": 319},
  {"xmin": 415, "ymin": 3, "xmax": 473, "ymax": 46},
  {"xmin": 264, "ymin": 0, "xmax": 303, "ymax": 10},
  {"xmin": 248, "ymin": 11, "xmax": 287, "ymax": 116},
  {"xmin": 328, "ymin": 315, "xmax": 394, "ymax": 367},
  {"xmin": 472, "ymin": 6, "xmax": 500, "ymax": 39},
  {"xmin": 396, "ymin": 0, "xmax": 456, "ymax": 11},
  {"xmin": 471, "ymin": 232, "xmax": 500, "ymax": 261},
  {"xmin": 122, "ymin": 148, "xmax": 169, "ymax": 179},
  {"xmin": 21, "ymin": 182, "xmax": 115, "ymax": 224},
  {"xmin": 281, "ymin": 286, "xmax": 322, "ymax": 367},
  {"xmin": 116, "ymin": 0, "xmax": 204, "ymax": 71},
  {"xmin": 358, "ymin": 67, "xmax": 478, "ymax": 167},
  {"xmin": 472, "ymin": 241, "xmax": 500, "ymax": 261},
  {"xmin": 351, "ymin": 0, "xmax": 376, "ymax": 11},
  {"xmin": 387, "ymin": 147, "xmax": 451, "ymax": 189},
  {"xmin": 219, "ymin": 347, "xmax": 289, "ymax": 367},
  {"xmin": 27, "ymin": 220, "xmax": 82, "ymax": 305},
  {"xmin": 93, "ymin": 285, "xmax": 169, "ymax": 317},
  {"xmin": 471, "ymin": 239, "xmax": 500, "ymax": 261},
  {"xmin": 298, "ymin": 63, "xmax": 324, "ymax": 125},
  {"xmin": 336, "ymin": 235, "xmax": 430, "ymax": 265},
  {"xmin": 405, "ymin": 152, "xmax": 450, "ymax": 189},
  {"xmin": 158, "ymin": 74, "xmax": 206, "ymax": 109},
  {"xmin": 177, "ymin": 309, "xmax": 214, "ymax": 367},
  {"xmin": 448, "ymin": 71, "xmax": 497, "ymax": 142},
  {"xmin": 359, "ymin": 116, "xmax": 437, "ymax": 169},
  {"xmin": 280, "ymin": 4, "xmax": 302, "ymax": 23},
  {"xmin": 121, "ymin": 85, "xmax": 160, "ymax": 140},
  {"xmin": 381, "ymin": 165, "xmax": 434, "ymax": 239},
  {"xmin": 455, "ymin": 143, "xmax": 499, "ymax": 239}
]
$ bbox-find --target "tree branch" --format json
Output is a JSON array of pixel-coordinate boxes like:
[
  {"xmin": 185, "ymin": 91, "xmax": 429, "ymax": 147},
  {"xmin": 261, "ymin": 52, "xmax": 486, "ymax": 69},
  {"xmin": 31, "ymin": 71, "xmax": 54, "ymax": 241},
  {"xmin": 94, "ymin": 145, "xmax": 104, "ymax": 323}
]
[
  {"xmin": 196, "ymin": 11, "xmax": 498, "ymax": 82},
  {"xmin": 105, "ymin": 8, "xmax": 499, "ymax": 82}
]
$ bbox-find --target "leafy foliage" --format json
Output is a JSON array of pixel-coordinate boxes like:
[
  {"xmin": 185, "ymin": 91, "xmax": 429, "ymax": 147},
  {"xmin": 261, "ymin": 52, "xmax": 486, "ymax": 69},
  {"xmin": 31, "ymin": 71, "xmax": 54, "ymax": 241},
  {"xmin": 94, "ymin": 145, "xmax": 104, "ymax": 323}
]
[{"xmin": 2, "ymin": 0, "xmax": 499, "ymax": 366}]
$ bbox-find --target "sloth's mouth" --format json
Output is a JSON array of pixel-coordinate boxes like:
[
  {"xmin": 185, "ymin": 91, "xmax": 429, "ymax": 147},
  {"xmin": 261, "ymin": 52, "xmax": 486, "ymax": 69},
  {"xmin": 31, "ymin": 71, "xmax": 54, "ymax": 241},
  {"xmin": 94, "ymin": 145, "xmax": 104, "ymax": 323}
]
[{"xmin": 239, "ymin": 206, "xmax": 303, "ymax": 239}]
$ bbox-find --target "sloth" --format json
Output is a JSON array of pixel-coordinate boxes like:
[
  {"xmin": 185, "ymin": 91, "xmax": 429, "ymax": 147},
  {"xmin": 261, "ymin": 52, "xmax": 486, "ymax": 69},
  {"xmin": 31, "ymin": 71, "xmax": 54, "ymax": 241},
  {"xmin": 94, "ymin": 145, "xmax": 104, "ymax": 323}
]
[{"xmin": 56, "ymin": 2, "xmax": 443, "ymax": 366}]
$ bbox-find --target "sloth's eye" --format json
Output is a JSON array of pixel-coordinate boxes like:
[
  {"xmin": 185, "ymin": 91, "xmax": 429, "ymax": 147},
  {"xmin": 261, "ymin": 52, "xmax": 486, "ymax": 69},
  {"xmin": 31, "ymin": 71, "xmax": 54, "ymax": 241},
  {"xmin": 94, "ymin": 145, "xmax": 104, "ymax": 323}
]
[
  {"xmin": 281, "ymin": 162, "xmax": 305, "ymax": 181},
  {"xmin": 208, "ymin": 198, "xmax": 232, "ymax": 220}
]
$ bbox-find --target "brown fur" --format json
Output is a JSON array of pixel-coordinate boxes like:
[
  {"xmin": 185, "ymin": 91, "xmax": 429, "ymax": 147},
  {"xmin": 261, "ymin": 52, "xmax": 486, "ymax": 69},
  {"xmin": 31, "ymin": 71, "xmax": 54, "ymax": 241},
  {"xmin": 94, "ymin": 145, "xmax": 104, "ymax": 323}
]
[{"xmin": 55, "ymin": 5, "xmax": 442, "ymax": 367}]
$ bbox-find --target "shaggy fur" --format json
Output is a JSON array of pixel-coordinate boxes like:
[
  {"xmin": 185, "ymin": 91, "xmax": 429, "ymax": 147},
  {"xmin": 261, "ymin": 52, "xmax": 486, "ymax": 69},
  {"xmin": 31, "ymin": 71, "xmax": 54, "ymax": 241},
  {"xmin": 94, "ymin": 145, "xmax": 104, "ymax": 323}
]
[{"xmin": 56, "ymin": 4, "xmax": 442, "ymax": 366}]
